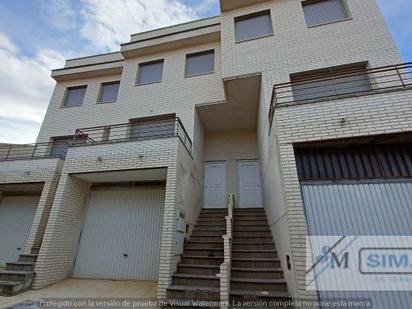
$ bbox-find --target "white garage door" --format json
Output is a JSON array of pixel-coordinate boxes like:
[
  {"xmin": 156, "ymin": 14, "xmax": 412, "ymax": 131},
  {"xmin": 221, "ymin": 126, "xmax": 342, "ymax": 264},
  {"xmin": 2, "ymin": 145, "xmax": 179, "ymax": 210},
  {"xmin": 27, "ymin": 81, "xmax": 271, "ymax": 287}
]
[
  {"xmin": 0, "ymin": 195, "xmax": 39, "ymax": 265},
  {"xmin": 302, "ymin": 181, "xmax": 412, "ymax": 309},
  {"xmin": 73, "ymin": 187, "xmax": 165, "ymax": 280}
]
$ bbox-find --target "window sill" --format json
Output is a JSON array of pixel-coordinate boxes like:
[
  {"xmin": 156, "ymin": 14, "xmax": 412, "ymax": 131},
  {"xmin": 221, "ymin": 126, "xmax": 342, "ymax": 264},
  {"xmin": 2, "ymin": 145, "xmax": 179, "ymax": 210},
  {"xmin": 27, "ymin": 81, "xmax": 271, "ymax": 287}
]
[
  {"xmin": 60, "ymin": 104, "xmax": 83, "ymax": 108},
  {"xmin": 135, "ymin": 80, "xmax": 162, "ymax": 87},
  {"xmin": 185, "ymin": 71, "xmax": 215, "ymax": 78},
  {"xmin": 97, "ymin": 100, "xmax": 117, "ymax": 104},
  {"xmin": 235, "ymin": 33, "xmax": 273, "ymax": 44},
  {"xmin": 306, "ymin": 17, "xmax": 353, "ymax": 29}
]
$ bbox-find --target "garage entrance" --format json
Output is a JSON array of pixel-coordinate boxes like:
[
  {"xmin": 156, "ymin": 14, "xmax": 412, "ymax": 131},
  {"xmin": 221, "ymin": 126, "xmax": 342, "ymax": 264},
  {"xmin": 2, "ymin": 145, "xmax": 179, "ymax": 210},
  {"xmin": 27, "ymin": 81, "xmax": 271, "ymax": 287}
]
[
  {"xmin": 0, "ymin": 195, "xmax": 39, "ymax": 265},
  {"xmin": 295, "ymin": 142, "xmax": 412, "ymax": 309},
  {"xmin": 73, "ymin": 186, "xmax": 165, "ymax": 281}
]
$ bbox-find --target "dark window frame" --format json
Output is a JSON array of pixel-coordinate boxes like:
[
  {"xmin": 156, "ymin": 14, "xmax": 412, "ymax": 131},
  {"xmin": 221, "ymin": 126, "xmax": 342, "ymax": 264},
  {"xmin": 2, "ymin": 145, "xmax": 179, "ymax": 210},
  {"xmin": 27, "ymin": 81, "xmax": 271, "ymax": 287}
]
[
  {"xmin": 136, "ymin": 59, "xmax": 164, "ymax": 86},
  {"xmin": 302, "ymin": 0, "xmax": 351, "ymax": 28},
  {"xmin": 128, "ymin": 113, "xmax": 177, "ymax": 140},
  {"xmin": 289, "ymin": 62, "xmax": 372, "ymax": 104},
  {"xmin": 185, "ymin": 49, "xmax": 215, "ymax": 78},
  {"xmin": 97, "ymin": 81, "xmax": 120, "ymax": 103},
  {"xmin": 62, "ymin": 85, "xmax": 87, "ymax": 107},
  {"xmin": 234, "ymin": 9, "xmax": 274, "ymax": 43}
]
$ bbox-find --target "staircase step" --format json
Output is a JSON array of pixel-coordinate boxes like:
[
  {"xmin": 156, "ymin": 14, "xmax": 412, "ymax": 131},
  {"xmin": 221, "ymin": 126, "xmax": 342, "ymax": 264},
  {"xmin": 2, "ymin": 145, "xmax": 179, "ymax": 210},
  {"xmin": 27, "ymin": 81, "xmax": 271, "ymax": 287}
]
[
  {"xmin": 189, "ymin": 236, "xmax": 223, "ymax": 242},
  {"xmin": 232, "ymin": 250, "xmax": 278, "ymax": 259},
  {"xmin": 0, "ymin": 280, "xmax": 25, "ymax": 297},
  {"xmin": 185, "ymin": 241, "xmax": 223, "ymax": 250},
  {"xmin": 6, "ymin": 262, "xmax": 35, "ymax": 272},
  {"xmin": 233, "ymin": 231, "xmax": 272, "ymax": 237},
  {"xmin": 232, "ymin": 242, "xmax": 276, "ymax": 250},
  {"xmin": 18, "ymin": 254, "xmax": 38, "ymax": 263},
  {"xmin": 183, "ymin": 249, "xmax": 223, "ymax": 257},
  {"xmin": 177, "ymin": 264, "xmax": 220, "ymax": 276},
  {"xmin": 194, "ymin": 226, "xmax": 226, "ymax": 232},
  {"xmin": 196, "ymin": 220, "xmax": 226, "ymax": 228},
  {"xmin": 30, "ymin": 247, "xmax": 41, "ymax": 255},
  {"xmin": 234, "ymin": 207, "xmax": 265, "ymax": 211},
  {"xmin": 231, "ymin": 278, "xmax": 288, "ymax": 292},
  {"xmin": 192, "ymin": 230, "xmax": 226, "ymax": 237},
  {"xmin": 172, "ymin": 273, "xmax": 219, "ymax": 287},
  {"xmin": 233, "ymin": 226, "xmax": 269, "ymax": 231},
  {"xmin": 232, "ymin": 267, "xmax": 285, "ymax": 279},
  {"xmin": 234, "ymin": 215, "xmax": 267, "ymax": 221},
  {"xmin": 200, "ymin": 208, "xmax": 227, "ymax": 213},
  {"xmin": 180, "ymin": 256, "xmax": 223, "ymax": 266},
  {"xmin": 0, "ymin": 271, "xmax": 34, "ymax": 283},
  {"xmin": 230, "ymin": 289, "xmax": 291, "ymax": 301},
  {"xmin": 196, "ymin": 218, "xmax": 226, "ymax": 224},
  {"xmin": 233, "ymin": 235, "xmax": 273, "ymax": 241},
  {"xmin": 166, "ymin": 285, "xmax": 219, "ymax": 301},
  {"xmin": 234, "ymin": 220, "xmax": 268, "ymax": 226},
  {"xmin": 232, "ymin": 258, "xmax": 281, "ymax": 268}
]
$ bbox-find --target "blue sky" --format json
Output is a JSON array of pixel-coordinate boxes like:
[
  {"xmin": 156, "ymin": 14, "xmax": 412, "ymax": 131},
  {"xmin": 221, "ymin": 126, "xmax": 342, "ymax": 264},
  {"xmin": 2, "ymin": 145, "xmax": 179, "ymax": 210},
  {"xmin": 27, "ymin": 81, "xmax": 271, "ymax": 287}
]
[{"xmin": 0, "ymin": 0, "xmax": 409, "ymax": 144}]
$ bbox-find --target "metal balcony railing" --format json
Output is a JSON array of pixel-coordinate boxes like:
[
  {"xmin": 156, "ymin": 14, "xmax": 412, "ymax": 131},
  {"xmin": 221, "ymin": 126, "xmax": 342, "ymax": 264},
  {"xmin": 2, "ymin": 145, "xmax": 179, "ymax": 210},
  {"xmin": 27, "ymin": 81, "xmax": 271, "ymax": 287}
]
[
  {"xmin": 0, "ymin": 142, "xmax": 70, "ymax": 161},
  {"xmin": 269, "ymin": 62, "xmax": 412, "ymax": 127},
  {"xmin": 74, "ymin": 117, "xmax": 193, "ymax": 155}
]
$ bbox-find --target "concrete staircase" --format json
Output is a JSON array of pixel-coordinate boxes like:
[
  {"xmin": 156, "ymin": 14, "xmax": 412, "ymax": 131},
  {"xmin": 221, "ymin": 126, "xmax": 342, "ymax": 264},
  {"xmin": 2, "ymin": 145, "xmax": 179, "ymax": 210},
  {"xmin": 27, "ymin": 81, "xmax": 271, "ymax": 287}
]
[
  {"xmin": 230, "ymin": 208, "xmax": 292, "ymax": 303},
  {"xmin": 166, "ymin": 208, "xmax": 227, "ymax": 301},
  {"xmin": 0, "ymin": 246, "xmax": 39, "ymax": 296}
]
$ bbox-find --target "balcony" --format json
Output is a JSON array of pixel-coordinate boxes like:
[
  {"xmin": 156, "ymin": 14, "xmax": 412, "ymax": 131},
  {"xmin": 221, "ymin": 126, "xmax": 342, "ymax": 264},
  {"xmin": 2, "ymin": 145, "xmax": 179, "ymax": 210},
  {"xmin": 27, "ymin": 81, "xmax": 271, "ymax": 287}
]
[
  {"xmin": 0, "ymin": 142, "xmax": 69, "ymax": 162},
  {"xmin": 74, "ymin": 116, "xmax": 193, "ymax": 155},
  {"xmin": 268, "ymin": 62, "xmax": 412, "ymax": 126}
]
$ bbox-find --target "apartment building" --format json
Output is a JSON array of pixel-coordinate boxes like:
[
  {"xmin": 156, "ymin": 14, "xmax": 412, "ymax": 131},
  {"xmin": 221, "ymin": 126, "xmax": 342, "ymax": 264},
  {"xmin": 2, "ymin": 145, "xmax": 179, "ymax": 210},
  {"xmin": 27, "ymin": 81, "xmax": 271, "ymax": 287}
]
[{"xmin": 0, "ymin": 0, "xmax": 411, "ymax": 307}]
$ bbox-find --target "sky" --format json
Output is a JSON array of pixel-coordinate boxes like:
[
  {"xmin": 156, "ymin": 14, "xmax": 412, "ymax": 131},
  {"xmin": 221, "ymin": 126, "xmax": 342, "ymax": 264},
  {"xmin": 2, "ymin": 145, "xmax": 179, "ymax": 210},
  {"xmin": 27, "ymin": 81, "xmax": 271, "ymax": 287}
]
[{"xmin": 0, "ymin": 0, "xmax": 410, "ymax": 144}]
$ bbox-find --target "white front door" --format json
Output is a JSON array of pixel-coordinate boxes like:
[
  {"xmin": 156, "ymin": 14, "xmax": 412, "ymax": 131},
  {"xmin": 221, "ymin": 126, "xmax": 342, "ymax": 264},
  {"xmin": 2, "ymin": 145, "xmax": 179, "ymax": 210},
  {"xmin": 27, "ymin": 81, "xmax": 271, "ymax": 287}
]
[
  {"xmin": 204, "ymin": 162, "xmax": 226, "ymax": 209},
  {"xmin": 238, "ymin": 160, "xmax": 263, "ymax": 208}
]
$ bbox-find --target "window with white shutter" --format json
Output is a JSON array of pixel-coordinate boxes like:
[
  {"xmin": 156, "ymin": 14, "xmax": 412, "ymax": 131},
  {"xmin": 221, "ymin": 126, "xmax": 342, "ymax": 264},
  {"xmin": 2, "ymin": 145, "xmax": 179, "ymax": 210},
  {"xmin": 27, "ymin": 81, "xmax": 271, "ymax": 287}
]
[{"xmin": 302, "ymin": 0, "xmax": 349, "ymax": 27}]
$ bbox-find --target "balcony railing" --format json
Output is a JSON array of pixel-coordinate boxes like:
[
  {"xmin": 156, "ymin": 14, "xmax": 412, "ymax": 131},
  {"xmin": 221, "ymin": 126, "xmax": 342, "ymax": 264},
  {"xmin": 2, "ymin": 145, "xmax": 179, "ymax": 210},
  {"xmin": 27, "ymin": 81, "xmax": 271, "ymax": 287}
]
[
  {"xmin": 0, "ymin": 142, "xmax": 69, "ymax": 161},
  {"xmin": 269, "ymin": 62, "xmax": 412, "ymax": 127},
  {"xmin": 74, "ymin": 117, "xmax": 193, "ymax": 155}
]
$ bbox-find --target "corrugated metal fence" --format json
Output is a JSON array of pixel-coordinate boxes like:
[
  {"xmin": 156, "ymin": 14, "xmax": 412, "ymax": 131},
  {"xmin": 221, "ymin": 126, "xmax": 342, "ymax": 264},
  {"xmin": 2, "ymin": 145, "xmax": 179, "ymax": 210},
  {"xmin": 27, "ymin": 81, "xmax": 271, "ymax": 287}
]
[{"xmin": 302, "ymin": 182, "xmax": 412, "ymax": 309}]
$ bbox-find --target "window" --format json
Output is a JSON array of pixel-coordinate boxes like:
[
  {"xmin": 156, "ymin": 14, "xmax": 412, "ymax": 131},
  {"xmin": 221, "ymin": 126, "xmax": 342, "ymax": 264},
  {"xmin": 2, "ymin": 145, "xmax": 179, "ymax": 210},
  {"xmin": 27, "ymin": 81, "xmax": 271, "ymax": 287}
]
[
  {"xmin": 302, "ymin": 0, "xmax": 349, "ymax": 27},
  {"xmin": 185, "ymin": 50, "xmax": 215, "ymax": 77},
  {"xmin": 136, "ymin": 60, "xmax": 164, "ymax": 85},
  {"xmin": 98, "ymin": 81, "xmax": 120, "ymax": 103},
  {"xmin": 129, "ymin": 114, "xmax": 176, "ymax": 140},
  {"xmin": 50, "ymin": 136, "xmax": 87, "ymax": 157},
  {"xmin": 63, "ymin": 86, "xmax": 87, "ymax": 107},
  {"xmin": 235, "ymin": 10, "xmax": 273, "ymax": 42},
  {"xmin": 290, "ymin": 63, "xmax": 371, "ymax": 103}
]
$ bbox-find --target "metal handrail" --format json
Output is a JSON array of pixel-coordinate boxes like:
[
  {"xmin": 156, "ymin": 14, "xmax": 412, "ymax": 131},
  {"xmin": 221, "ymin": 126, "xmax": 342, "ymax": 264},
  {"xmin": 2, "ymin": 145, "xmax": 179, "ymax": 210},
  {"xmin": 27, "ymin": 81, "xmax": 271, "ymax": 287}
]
[
  {"xmin": 219, "ymin": 194, "xmax": 234, "ymax": 308},
  {"xmin": 0, "ymin": 142, "xmax": 68, "ymax": 161},
  {"xmin": 268, "ymin": 62, "xmax": 412, "ymax": 128},
  {"xmin": 74, "ymin": 117, "xmax": 193, "ymax": 155}
]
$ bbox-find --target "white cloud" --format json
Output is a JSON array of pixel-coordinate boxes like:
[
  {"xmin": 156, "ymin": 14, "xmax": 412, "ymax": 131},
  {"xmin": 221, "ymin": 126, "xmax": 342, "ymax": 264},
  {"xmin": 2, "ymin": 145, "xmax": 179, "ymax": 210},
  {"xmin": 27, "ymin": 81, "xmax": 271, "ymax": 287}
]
[
  {"xmin": 0, "ymin": 0, "xmax": 219, "ymax": 143},
  {"xmin": 0, "ymin": 32, "xmax": 17, "ymax": 54},
  {"xmin": 79, "ymin": 0, "xmax": 200, "ymax": 51},
  {"xmin": 39, "ymin": 0, "xmax": 78, "ymax": 32},
  {"xmin": 0, "ymin": 32, "xmax": 65, "ymax": 143}
]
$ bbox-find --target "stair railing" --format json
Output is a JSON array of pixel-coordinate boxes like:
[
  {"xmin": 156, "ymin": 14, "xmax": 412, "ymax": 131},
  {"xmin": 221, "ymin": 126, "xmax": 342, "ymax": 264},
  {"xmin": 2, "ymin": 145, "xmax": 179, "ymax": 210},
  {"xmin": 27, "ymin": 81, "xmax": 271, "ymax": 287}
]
[{"xmin": 220, "ymin": 194, "xmax": 234, "ymax": 309}]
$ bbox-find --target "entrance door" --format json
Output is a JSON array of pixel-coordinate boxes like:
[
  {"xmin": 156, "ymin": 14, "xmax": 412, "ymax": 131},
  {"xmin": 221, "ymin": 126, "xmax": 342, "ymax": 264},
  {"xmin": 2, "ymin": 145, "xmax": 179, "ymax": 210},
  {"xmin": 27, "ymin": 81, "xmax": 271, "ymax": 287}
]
[
  {"xmin": 237, "ymin": 160, "xmax": 263, "ymax": 208},
  {"xmin": 204, "ymin": 162, "xmax": 226, "ymax": 208}
]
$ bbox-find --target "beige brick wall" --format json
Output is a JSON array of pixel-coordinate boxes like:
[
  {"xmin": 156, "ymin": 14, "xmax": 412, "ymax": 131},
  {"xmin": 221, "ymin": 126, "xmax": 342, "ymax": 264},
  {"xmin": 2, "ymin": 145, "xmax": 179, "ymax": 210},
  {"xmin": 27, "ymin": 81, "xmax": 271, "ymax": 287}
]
[
  {"xmin": 220, "ymin": 0, "xmax": 400, "ymax": 80},
  {"xmin": 32, "ymin": 137, "xmax": 199, "ymax": 300},
  {"xmin": 38, "ymin": 42, "xmax": 225, "ymax": 143},
  {"xmin": 26, "ymin": 0, "xmax": 407, "ymax": 300},
  {"xmin": 204, "ymin": 130, "xmax": 259, "ymax": 199}
]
